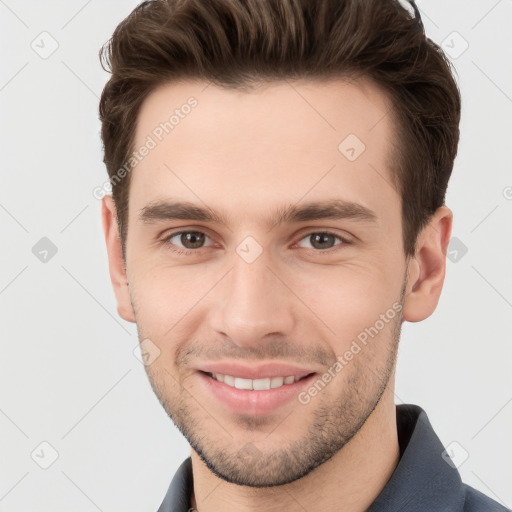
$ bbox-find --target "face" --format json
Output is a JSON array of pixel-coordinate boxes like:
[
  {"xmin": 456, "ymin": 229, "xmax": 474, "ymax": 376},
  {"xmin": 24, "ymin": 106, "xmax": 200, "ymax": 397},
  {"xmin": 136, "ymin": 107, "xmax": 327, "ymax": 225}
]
[{"xmin": 113, "ymin": 78, "xmax": 413, "ymax": 486}]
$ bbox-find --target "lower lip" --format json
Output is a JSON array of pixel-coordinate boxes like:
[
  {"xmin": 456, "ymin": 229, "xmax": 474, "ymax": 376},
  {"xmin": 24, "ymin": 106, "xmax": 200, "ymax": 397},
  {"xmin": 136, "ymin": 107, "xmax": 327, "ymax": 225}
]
[{"xmin": 198, "ymin": 371, "xmax": 316, "ymax": 416}]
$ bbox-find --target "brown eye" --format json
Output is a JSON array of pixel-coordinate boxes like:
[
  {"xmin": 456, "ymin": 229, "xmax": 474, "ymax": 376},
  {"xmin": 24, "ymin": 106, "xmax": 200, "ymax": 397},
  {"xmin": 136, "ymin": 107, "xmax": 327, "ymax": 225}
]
[
  {"xmin": 297, "ymin": 231, "xmax": 347, "ymax": 251},
  {"xmin": 178, "ymin": 231, "xmax": 205, "ymax": 249},
  {"xmin": 165, "ymin": 231, "xmax": 211, "ymax": 253}
]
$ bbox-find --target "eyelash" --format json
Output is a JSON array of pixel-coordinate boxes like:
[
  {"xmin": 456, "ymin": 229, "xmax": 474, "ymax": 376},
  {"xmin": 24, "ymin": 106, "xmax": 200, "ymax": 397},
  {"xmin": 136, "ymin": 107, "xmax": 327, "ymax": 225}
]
[{"xmin": 162, "ymin": 230, "xmax": 351, "ymax": 256}]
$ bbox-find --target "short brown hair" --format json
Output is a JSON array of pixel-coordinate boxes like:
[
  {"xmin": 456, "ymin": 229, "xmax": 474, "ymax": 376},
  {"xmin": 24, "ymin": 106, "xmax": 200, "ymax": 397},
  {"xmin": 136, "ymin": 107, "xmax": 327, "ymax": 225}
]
[{"xmin": 99, "ymin": 0, "xmax": 461, "ymax": 259}]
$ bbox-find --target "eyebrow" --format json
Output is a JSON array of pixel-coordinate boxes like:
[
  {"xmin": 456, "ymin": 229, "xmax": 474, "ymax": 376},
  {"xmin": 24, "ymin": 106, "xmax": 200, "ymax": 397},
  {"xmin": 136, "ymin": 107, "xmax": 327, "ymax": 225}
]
[{"xmin": 138, "ymin": 198, "xmax": 378, "ymax": 229}]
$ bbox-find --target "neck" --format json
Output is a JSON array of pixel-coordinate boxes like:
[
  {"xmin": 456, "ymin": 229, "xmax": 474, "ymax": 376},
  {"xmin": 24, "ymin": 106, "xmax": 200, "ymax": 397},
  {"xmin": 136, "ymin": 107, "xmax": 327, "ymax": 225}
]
[{"xmin": 189, "ymin": 388, "xmax": 400, "ymax": 512}]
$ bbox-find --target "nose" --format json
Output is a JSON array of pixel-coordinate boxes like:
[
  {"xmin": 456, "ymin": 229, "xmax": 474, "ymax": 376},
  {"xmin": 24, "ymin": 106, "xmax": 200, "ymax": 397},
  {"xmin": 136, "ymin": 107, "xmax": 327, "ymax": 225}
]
[{"xmin": 210, "ymin": 249, "xmax": 296, "ymax": 348}]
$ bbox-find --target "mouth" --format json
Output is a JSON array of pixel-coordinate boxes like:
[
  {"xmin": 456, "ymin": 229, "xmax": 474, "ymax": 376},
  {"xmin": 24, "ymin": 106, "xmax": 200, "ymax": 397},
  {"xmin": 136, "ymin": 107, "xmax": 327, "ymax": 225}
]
[
  {"xmin": 206, "ymin": 372, "xmax": 312, "ymax": 390},
  {"xmin": 197, "ymin": 368, "xmax": 318, "ymax": 415}
]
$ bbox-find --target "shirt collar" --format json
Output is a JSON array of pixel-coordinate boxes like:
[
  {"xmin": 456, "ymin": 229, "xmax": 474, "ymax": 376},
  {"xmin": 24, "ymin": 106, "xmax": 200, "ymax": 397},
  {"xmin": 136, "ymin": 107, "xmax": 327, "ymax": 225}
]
[
  {"xmin": 157, "ymin": 404, "xmax": 465, "ymax": 512},
  {"xmin": 367, "ymin": 403, "xmax": 464, "ymax": 511}
]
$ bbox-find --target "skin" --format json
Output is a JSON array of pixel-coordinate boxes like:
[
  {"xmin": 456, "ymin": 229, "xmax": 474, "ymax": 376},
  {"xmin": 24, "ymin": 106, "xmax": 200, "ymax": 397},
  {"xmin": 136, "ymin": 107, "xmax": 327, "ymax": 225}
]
[{"xmin": 102, "ymin": 78, "xmax": 452, "ymax": 512}]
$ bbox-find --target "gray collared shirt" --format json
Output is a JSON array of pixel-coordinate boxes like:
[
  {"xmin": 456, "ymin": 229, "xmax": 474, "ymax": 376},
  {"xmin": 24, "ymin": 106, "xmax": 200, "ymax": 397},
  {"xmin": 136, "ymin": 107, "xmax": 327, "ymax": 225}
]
[{"xmin": 157, "ymin": 404, "xmax": 508, "ymax": 511}]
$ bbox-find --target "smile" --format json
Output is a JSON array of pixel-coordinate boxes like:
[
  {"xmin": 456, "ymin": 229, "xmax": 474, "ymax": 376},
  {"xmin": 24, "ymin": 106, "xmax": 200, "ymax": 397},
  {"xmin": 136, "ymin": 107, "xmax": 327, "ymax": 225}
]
[{"xmin": 209, "ymin": 373, "xmax": 306, "ymax": 390}]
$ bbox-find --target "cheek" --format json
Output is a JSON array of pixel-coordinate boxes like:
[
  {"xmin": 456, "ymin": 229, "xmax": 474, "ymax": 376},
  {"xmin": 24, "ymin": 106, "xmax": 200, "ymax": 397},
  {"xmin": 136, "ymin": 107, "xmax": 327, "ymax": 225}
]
[
  {"xmin": 293, "ymin": 263, "xmax": 403, "ymax": 352},
  {"xmin": 128, "ymin": 263, "xmax": 216, "ymax": 344}
]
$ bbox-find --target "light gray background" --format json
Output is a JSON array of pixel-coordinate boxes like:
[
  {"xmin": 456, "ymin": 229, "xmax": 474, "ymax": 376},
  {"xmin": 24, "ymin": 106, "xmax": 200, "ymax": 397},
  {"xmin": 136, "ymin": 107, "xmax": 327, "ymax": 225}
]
[{"xmin": 1, "ymin": 1, "xmax": 511, "ymax": 511}]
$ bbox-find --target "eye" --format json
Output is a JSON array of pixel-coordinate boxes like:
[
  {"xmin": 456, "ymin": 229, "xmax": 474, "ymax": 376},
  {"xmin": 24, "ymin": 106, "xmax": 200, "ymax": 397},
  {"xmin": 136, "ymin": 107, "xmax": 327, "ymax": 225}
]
[
  {"xmin": 296, "ymin": 231, "xmax": 349, "ymax": 251},
  {"xmin": 162, "ymin": 229, "xmax": 350, "ymax": 256},
  {"xmin": 164, "ymin": 230, "xmax": 213, "ymax": 254}
]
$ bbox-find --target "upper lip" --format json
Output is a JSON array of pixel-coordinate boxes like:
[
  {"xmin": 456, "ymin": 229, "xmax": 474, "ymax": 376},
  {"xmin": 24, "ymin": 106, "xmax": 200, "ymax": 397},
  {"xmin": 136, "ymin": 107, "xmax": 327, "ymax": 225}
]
[{"xmin": 197, "ymin": 361, "xmax": 317, "ymax": 380}]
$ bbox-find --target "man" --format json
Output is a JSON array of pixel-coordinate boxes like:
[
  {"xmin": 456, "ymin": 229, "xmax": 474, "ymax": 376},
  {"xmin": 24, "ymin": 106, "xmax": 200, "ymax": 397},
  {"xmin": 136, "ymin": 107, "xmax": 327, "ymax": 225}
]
[{"xmin": 98, "ymin": 0, "xmax": 507, "ymax": 510}]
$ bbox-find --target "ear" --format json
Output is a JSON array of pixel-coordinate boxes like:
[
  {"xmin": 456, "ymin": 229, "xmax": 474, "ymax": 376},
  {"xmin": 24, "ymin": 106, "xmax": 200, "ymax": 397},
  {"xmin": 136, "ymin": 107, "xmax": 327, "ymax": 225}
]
[
  {"xmin": 402, "ymin": 205, "xmax": 453, "ymax": 323},
  {"xmin": 101, "ymin": 195, "xmax": 136, "ymax": 323}
]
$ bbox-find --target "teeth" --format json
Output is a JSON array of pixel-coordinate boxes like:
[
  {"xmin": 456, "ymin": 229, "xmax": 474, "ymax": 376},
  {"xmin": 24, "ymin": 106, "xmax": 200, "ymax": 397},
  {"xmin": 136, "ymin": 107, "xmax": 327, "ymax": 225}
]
[
  {"xmin": 224, "ymin": 375, "xmax": 235, "ymax": 386},
  {"xmin": 270, "ymin": 376, "xmax": 284, "ymax": 388},
  {"xmin": 211, "ymin": 373, "xmax": 303, "ymax": 390},
  {"xmin": 253, "ymin": 378, "xmax": 271, "ymax": 390},
  {"xmin": 234, "ymin": 377, "xmax": 253, "ymax": 390}
]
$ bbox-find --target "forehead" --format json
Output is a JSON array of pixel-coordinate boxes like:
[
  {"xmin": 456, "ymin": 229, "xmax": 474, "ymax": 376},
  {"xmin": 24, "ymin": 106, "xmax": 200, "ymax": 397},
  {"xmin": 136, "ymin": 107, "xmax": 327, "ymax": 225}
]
[{"xmin": 129, "ymin": 77, "xmax": 399, "ymax": 225}]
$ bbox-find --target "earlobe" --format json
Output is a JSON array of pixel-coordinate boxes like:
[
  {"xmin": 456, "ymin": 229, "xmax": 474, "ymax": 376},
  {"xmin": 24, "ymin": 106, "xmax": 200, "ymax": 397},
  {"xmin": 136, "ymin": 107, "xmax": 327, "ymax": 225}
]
[
  {"xmin": 101, "ymin": 196, "xmax": 136, "ymax": 323},
  {"xmin": 402, "ymin": 206, "xmax": 453, "ymax": 323}
]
